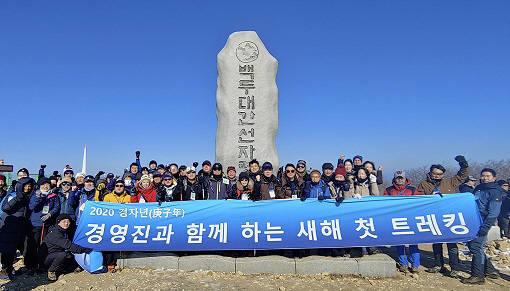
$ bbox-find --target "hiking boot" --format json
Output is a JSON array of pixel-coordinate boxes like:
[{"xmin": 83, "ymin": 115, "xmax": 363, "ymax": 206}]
[
  {"xmin": 426, "ymin": 266, "xmax": 447, "ymax": 273},
  {"xmin": 47, "ymin": 271, "xmax": 57, "ymax": 281},
  {"xmin": 410, "ymin": 266, "xmax": 420, "ymax": 274},
  {"xmin": 448, "ymin": 270, "xmax": 461, "ymax": 278},
  {"xmin": 107, "ymin": 265, "xmax": 116, "ymax": 273},
  {"xmin": 486, "ymin": 271, "xmax": 500, "ymax": 279},
  {"xmin": 461, "ymin": 276, "xmax": 485, "ymax": 285},
  {"xmin": 397, "ymin": 264, "xmax": 408, "ymax": 273}
]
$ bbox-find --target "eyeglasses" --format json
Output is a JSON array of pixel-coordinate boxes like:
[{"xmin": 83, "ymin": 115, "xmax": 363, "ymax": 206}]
[
  {"xmin": 286, "ymin": 170, "xmax": 295, "ymax": 173},
  {"xmin": 115, "ymin": 185, "xmax": 124, "ymax": 188}
]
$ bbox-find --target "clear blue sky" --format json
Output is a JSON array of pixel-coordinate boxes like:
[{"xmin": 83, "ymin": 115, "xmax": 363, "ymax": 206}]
[{"xmin": 1, "ymin": 0, "xmax": 509, "ymax": 177}]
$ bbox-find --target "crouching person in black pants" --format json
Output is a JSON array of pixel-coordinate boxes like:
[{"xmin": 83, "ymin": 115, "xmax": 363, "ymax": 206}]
[{"xmin": 40, "ymin": 214, "xmax": 92, "ymax": 281}]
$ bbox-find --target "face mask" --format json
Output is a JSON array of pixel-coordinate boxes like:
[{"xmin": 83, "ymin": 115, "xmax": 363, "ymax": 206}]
[
  {"xmin": 84, "ymin": 186, "xmax": 95, "ymax": 192},
  {"xmin": 124, "ymin": 179, "xmax": 132, "ymax": 186},
  {"xmin": 40, "ymin": 189, "xmax": 50, "ymax": 195}
]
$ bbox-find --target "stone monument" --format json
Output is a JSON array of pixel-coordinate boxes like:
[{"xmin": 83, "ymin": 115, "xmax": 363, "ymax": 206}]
[{"xmin": 216, "ymin": 31, "xmax": 279, "ymax": 172}]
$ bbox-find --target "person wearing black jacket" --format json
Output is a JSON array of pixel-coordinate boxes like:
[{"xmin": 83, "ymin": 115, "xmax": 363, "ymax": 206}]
[
  {"xmin": 459, "ymin": 176, "xmax": 477, "ymax": 193},
  {"xmin": 41, "ymin": 214, "xmax": 92, "ymax": 281},
  {"xmin": 173, "ymin": 168, "xmax": 205, "ymax": 201},
  {"xmin": 0, "ymin": 177, "xmax": 35, "ymax": 280}
]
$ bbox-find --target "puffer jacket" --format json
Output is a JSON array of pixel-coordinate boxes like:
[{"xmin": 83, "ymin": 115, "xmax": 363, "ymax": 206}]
[
  {"xmin": 131, "ymin": 182, "xmax": 157, "ymax": 202},
  {"xmin": 276, "ymin": 175, "xmax": 304, "ymax": 199},
  {"xmin": 0, "ymin": 177, "xmax": 34, "ymax": 254},
  {"xmin": 417, "ymin": 167, "xmax": 470, "ymax": 195},
  {"xmin": 103, "ymin": 191, "xmax": 131, "ymax": 203},
  {"xmin": 384, "ymin": 178, "xmax": 419, "ymax": 196},
  {"xmin": 302, "ymin": 180, "xmax": 331, "ymax": 199},
  {"xmin": 28, "ymin": 189, "xmax": 61, "ymax": 227}
]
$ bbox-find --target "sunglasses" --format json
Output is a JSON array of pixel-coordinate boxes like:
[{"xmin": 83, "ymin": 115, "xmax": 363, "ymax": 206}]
[
  {"xmin": 115, "ymin": 184, "xmax": 124, "ymax": 188},
  {"xmin": 187, "ymin": 171, "xmax": 196, "ymax": 174},
  {"xmin": 61, "ymin": 182, "xmax": 71, "ymax": 186},
  {"xmin": 286, "ymin": 169, "xmax": 295, "ymax": 173},
  {"xmin": 163, "ymin": 178, "xmax": 173, "ymax": 181},
  {"xmin": 297, "ymin": 165, "xmax": 305, "ymax": 168}
]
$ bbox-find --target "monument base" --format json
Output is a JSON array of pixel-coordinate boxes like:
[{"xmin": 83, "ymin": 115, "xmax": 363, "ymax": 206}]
[{"xmin": 117, "ymin": 252, "xmax": 396, "ymax": 277}]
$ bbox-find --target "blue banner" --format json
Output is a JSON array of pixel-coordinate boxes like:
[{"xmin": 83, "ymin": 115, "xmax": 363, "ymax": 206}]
[{"xmin": 72, "ymin": 194, "xmax": 482, "ymax": 251}]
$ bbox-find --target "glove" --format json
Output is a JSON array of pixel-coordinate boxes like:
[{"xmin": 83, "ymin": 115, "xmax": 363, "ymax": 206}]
[
  {"xmin": 336, "ymin": 196, "xmax": 344, "ymax": 204},
  {"xmin": 300, "ymin": 195, "xmax": 307, "ymax": 201},
  {"xmin": 354, "ymin": 194, "xmax": 362, "ymax": 199},
  {"xmin": 193, "ymin": 162, "xmax": 199, "ymax": 168},
  {"xmin": 455, "ymin": 155, "xmax": 468, "ymax": 168},
  {"xmin": 40, "ymin": 165, "xmax": 46, "ymax": 169},
  {"xmin": 97, "ymin": 171, "xmax": 105, "ymax": 177},
  {"xmin": 135, "ymin": 151, "xmax": 140, "ymax": 158},
  {"xmin": 97, "ymin": 183, "xmax": 105, "ymax": 191},
  {"xmin": 41, "ymin": 213, "xmax": 51, "ymax": 222},
  {"xmin": 369, "ymin": 174, "xmax": 377, "ymax": 184}
]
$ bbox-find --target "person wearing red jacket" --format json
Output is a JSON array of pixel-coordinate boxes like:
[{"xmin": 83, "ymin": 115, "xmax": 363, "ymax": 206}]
[
  {"xmin": 384, "ymin": 170, "xmax": 419, "ymax": 197},
  {"xmin": 384, "ymin": 170, "xmax": 421, "ymax": 274},
  {"xmin": 131, "ymin": 175, "xmax": 157, "ymax": 202}
]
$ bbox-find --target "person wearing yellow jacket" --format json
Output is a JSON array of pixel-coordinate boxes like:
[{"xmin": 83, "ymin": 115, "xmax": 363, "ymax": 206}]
[
  {"xmin": 102, "ymin": 180, "xmax": 130, "ymax": 203},
  {"xmin": 100, "ymin": 180, "xmax": 130, "ymax": 273}
]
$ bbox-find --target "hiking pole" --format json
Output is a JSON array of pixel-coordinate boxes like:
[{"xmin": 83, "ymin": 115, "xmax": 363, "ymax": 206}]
[{"xmin": 40, "ymin": 223, "xmax": 45, "ymax": 245}]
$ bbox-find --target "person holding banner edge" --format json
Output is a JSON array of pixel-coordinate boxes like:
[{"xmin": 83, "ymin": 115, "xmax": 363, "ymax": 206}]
[
  {"xmin": 461, "ymin": 168, "xmax": 502, "ymax": 284},
  {"xmin": 418, "ymin": 155, "xmax": 470, "ymax": 278},
  {"xmin": 384, "ymin": 170, "xmax": 421, "ymax": 273}
]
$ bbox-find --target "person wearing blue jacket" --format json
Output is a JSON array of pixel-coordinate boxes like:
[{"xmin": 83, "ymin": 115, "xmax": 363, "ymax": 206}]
[
  {"xmin": 57, "ymin": 177, "xmax": 75, "ymax": 215},
  {"xmin": 25, "ymin": 177, "xmax": 60, "ymax": 274},
  {"xmin": 301, "ymin": 170, "xmax": 331, "ymax": 200},
  {"xmin": 0, "ymin": 177, "xmax": 34, "ymax": 280},
  {"xmin": 67, "ymin": 175, "xmax": 96, "ymax": 221},
  {"xmin": 462, "ymin": 168, "xmax": 502, "ymax": 285}
]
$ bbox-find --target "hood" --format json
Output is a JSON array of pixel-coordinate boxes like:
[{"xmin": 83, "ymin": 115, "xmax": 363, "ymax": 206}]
[
  {"xmin": 391, "ymin": 178, "xmax": 411, "ymax": 191},
  {"xmin": 478, "ymin": 181, "xmax": 500, "ymax": 191},
  {"xmin": 15, "ymin": 177, "xmax": 36, "ymax": 195},
  {"xmin": 236, "ymin": 179, "xmax": 254, "ymax": 190}
]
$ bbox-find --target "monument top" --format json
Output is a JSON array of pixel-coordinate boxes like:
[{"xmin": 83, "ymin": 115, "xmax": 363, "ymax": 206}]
[{"xmin": 216, "ymin": 31, "xmax": 280, "ymax": 172}]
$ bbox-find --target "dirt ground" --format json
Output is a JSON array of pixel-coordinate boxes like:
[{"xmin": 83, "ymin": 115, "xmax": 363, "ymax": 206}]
[{"xmin": 1, "ymin": 239, "xmax": 509, "ymax": 291}]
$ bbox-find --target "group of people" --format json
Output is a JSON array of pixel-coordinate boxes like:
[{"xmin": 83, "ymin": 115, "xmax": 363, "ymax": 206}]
[{"xmin": 0, "ymin": 151, "xmax": 508, "ymax": 285}]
